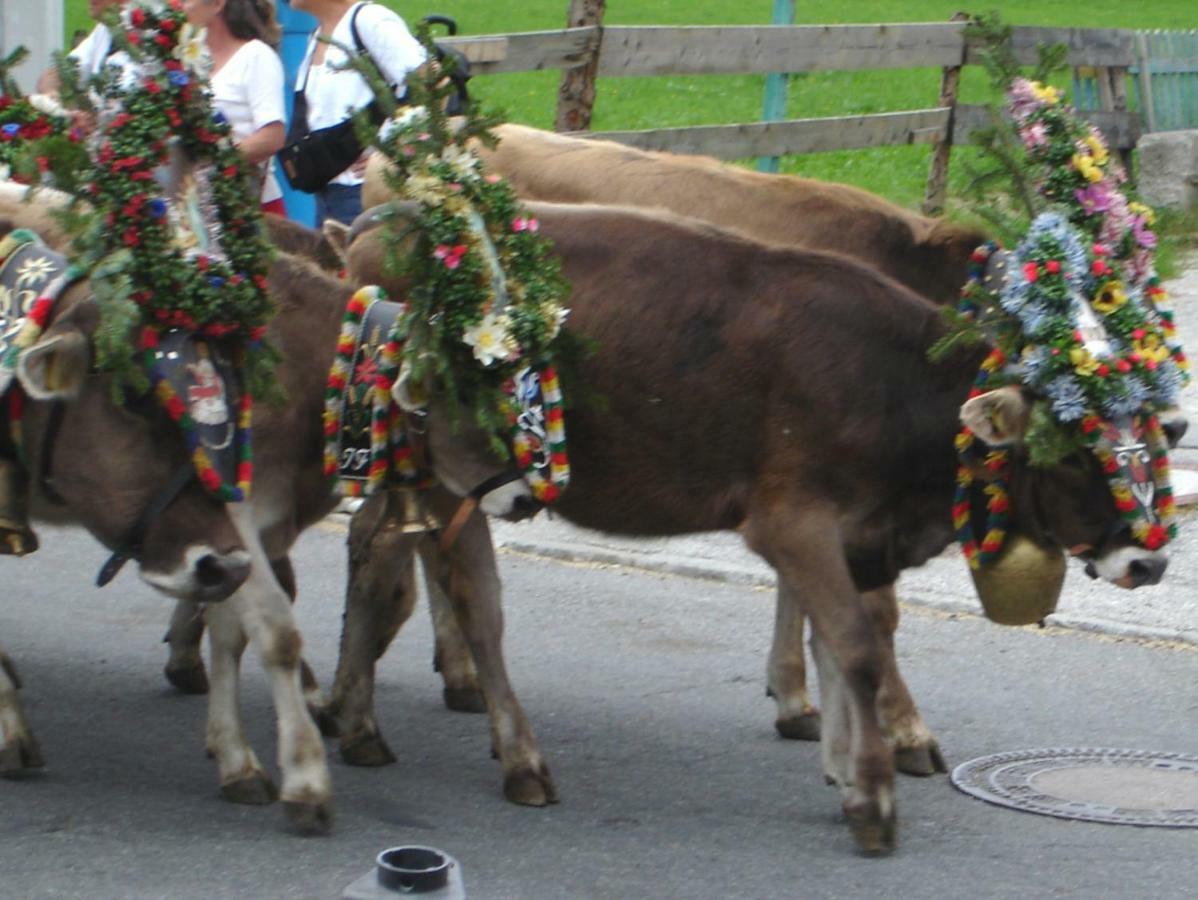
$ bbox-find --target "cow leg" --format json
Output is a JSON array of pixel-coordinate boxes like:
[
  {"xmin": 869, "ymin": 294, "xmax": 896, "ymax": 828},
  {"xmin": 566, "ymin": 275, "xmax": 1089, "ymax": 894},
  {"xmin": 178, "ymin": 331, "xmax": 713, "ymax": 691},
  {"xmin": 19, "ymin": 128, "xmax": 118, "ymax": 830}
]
[
  {"xmin": 164, "ymin": 559, "xmax": 330, "ymax": 731},
  {"xmin": 862, "ymin": 585, "xmax": 945, "ymax": 776},
  {"xmin": 425, "ymin": 558, "xmax": 485, "ymax": 713},
  {"xmin": 767, "ymin": 582, "xmax": 821, "ymax": 741},
  {"xmin": 0, "ymin": 646, "xmax": 43, "ymax": 775},
  {"xmin": 325, "ymin": 491, "xmax": 421, "ymax": 767},
  {"xmin": 422, "ymin": 505, "xmax": 556, "ymax": 807},
  {"xmin": 747, "ymin": 508, "xmax": 895, "ymax": 854},
  {"xmin": 224, "ymin": 504, "xmax": 333, "ymax": 833},
  {"xmin": 204, "ymin": 600, "xmax": 278, "ymax": 805},
  {"xmin": 164, "ymin": 599, "xmax": 209, "ymax": 695},
  {"xmin": 268, "ymin": 555, "xmax": 334, "ymax": 736}
]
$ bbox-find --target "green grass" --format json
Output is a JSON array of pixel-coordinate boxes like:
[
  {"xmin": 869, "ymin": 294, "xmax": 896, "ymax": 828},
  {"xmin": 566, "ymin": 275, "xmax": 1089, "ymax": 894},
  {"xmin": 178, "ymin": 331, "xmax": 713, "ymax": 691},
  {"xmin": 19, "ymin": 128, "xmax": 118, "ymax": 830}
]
[{"xmin": 62, "ymin": 0, "xmax": 1198, "ymax": 242}]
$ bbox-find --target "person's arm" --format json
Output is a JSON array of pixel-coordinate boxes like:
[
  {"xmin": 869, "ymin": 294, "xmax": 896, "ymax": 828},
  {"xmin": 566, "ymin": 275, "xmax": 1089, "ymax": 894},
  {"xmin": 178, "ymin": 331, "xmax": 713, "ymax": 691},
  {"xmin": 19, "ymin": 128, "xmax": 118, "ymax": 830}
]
[
  {"xmin": 238, "ymin": 122, "xmax": 285, "ymax": 164},
  {"xmin": 236, "ymin": 43, "xmax": 287, "ymax": 164},
  {"xmin": 35, "ymin": 67, "xmax": 60, "ymax": 94},
  {"xmin": 357, "ymin": 6, "xmax": 429, "ymax": 91}
]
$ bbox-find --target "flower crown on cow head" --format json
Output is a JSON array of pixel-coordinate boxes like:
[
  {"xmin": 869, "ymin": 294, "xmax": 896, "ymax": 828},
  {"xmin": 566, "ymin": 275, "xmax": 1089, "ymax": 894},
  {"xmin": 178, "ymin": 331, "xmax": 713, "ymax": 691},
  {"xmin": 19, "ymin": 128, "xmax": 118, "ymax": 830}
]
[{"xmin": 937, "ymin": 79, "xmax": 1188, "ymax": 566}]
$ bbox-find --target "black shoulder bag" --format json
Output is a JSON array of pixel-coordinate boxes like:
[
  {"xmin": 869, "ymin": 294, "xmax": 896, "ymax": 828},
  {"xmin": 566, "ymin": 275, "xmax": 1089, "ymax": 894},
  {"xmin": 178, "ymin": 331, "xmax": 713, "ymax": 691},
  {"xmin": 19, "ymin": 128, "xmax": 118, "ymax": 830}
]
[{"xmin": 277, "ymin": 3, "xmax": 384, "ymax": 194}]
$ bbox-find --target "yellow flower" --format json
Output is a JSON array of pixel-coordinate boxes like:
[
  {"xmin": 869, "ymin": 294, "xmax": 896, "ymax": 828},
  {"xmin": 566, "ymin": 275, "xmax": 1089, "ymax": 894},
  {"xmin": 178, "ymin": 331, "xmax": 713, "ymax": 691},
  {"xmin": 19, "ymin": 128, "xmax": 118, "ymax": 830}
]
[
  {"xmin": 1092, "ymin": 280, "xmax": 1127, "ymax": 314},
  {"xmin": 1128, "ymin": 201, "xmax": 1156, "ymax": 226},
  {"xmin": 1072, "ymin": 153, "xmax": 1103, "ymax": 183},
  {"xmin": 1070, "ymin": 347, "xmax": 1100, "ymax": 376},
  {"xmin": 1133, "ymin": 333, "xmax": 1171, "ymax": 365},
  {"xmin": 1031, "ymin": 82, "xmax": 1062, "ymax": 105},
  {"xmin": 1084, "ymin": 134, "xmax": 1109, "ymax": 166}
]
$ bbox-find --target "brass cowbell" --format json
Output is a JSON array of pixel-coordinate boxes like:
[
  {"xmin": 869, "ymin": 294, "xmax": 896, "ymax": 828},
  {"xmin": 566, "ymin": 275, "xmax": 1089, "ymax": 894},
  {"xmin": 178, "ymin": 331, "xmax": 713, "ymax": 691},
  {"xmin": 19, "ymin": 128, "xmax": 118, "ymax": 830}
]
[{"xmin": 388, "ymin": 486, "xmax": 440, "ymax": 534}]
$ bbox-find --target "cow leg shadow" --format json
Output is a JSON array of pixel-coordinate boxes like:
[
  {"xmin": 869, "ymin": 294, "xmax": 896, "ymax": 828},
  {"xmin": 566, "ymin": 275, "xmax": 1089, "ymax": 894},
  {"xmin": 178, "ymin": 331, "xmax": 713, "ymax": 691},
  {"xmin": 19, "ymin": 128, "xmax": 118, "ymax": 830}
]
[{"xmin": 0, "ymin": 646, "xmax": 44, "ymax": 776}]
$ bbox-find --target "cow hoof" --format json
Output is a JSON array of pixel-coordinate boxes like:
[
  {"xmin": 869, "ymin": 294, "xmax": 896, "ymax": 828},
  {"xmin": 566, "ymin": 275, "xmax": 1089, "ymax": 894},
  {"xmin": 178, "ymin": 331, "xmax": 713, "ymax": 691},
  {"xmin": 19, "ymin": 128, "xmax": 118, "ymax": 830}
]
[
  {"xmin": 503, "ymin": 764, "xmax": 559, "ymax": 807},
  {"xmin": 894, "ymin": 742, "xmax": 947, "ymax": 777},
  {"xmin": 846, "ymin": 802, "xmax": 897, "ymax": 856},
  {"xmin": 283, "ymin": 799, "xmax": 333, "ymax": 836},
  {"xmin": 775, "ymin": 712, "xmax": 822, "ymax": 742},
  {"xmin": 220, "ymin": 773, "xmax": 279, "ymax": 806},
  {"xmin": 0, "ymin": 734, "xmax": 45, "ymax": 776},
  {"xmin": 340, "ymin": 733, "xmax": 397, "ymax": 767},
  {"xmin": 164, "ymin": 662, "xmax": 209, "ymax": 696},
  {"xmin": 443, "ymin": 686, "xmax": 488, "ymax": 714},
  {"xmin": 309, "ymin": 705, "xmax": 340, "ymax": 739}
]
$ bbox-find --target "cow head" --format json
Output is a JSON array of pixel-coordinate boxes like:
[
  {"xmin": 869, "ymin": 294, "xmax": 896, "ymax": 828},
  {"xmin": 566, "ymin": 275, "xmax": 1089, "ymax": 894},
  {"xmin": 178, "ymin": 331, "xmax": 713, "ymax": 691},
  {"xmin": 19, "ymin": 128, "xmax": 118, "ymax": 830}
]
[
  {"xmin": 13, "ymin": 279, "xmax": 251, "ymax": 602},
  {"xmin": 960, "ymin": 386, "xmax": 1179, "ymax": 588},
  {"xmin": 391, "ymin": 365, "xmax": 538, "ymax": 519}
]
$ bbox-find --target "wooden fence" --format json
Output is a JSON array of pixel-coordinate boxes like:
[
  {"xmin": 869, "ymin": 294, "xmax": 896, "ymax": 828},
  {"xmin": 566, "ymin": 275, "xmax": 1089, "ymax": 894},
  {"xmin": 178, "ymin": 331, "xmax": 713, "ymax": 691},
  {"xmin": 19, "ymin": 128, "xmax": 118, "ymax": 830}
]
[
  {"xmin": 441, "ymin": 21, "xmax": 1162, "ymax": 213},
  {"xmin": 1075, "ymin": 30, "xmax": 1198, "ymax": 134}
]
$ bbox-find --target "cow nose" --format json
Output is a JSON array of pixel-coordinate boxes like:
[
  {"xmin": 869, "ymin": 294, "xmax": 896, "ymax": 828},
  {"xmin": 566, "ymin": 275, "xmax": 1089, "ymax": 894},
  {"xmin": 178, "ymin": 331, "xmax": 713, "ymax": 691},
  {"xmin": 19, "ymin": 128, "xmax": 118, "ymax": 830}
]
[
  {"xmin": 193, "ymin": 552, "xmax": 251, "ymax": 602},
  {"xmin": 1163, "ymin": 417, "xmax": 1189, "ymax": 448},
  {"xmin": 1129, "ymin": 556, "xmax": 1167, "ymax": 587}
]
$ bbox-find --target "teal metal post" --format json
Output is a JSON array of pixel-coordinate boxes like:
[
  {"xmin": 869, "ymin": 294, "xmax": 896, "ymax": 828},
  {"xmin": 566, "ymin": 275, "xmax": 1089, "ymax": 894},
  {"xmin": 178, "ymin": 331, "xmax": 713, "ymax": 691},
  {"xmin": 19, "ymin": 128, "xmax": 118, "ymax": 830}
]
[
  {"xmin": 757, "ymin": 0, "xmax": 795, "ymax": 173},
  {"xmin": 276, "ymin": 0, "xmax": 317, "ymax": 225}
]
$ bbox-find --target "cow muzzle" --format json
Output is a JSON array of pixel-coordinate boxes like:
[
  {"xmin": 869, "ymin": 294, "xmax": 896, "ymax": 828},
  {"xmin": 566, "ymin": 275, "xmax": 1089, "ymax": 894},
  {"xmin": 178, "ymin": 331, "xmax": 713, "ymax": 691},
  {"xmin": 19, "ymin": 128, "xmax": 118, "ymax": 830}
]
[
  {"xmin": 141, "ymin": 546, "xmax": 253, "ymax": 603},
  {"xmin": 1083, "ymin": 546, "xmax": 1168, "ymax": 589}
]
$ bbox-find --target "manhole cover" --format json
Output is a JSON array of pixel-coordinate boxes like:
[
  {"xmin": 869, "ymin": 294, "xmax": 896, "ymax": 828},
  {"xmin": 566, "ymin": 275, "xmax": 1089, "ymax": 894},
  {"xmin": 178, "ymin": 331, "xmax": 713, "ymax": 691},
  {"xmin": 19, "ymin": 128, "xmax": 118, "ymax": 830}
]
[{"xmin": 950, "ymin": 748, "xmax": 1198, "ymax": 827}]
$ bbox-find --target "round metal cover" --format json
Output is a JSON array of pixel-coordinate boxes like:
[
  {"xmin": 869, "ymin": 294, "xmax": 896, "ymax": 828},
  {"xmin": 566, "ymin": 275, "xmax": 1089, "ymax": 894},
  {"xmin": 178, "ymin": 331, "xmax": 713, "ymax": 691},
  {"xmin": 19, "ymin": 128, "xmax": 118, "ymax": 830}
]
[{"xmin": 950, "ymin": 748, "xmax": 1198, "ymax": 827}]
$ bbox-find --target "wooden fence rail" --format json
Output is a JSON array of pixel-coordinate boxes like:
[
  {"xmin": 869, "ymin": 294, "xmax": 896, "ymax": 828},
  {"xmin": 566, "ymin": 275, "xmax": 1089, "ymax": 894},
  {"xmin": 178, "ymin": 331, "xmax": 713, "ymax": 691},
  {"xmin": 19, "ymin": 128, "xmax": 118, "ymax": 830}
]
[{"xmin": 439, "ymin": 21, "xmax": 1171, "ymax": 211}]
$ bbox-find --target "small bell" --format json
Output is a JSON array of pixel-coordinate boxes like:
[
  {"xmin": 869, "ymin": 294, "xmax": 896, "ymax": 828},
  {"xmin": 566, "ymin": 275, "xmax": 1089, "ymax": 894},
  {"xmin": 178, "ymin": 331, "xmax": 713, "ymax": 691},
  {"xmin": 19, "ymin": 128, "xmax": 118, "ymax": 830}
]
[{"xmin": 389, "ymin": 486, "xmax": 440, "ymax": 534}]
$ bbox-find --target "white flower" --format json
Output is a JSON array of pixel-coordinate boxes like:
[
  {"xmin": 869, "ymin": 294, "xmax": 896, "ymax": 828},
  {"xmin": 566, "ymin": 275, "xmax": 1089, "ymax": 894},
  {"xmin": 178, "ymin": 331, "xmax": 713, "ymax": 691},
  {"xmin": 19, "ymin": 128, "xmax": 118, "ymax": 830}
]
[
  {"xmin": 440, "ymin": 145, "xmax": 480, "ymax": 180},
  {"xmin": 176, "ymin": 24, "xmax": 211, "ymax": 78},
  {"xmin": 395, "ymin": 106, "xmax": 429, "ymax": 133},
  {"xmin": 463, "ymin": 312, "xmax": 515, "ymax": 367},
  {"xmin": 403, "ymin": 173, "xmax": 447, "ymax": 207},
  {"xmin": 544, "ymin": 304, "xmax": 569, "ymax": 340}
]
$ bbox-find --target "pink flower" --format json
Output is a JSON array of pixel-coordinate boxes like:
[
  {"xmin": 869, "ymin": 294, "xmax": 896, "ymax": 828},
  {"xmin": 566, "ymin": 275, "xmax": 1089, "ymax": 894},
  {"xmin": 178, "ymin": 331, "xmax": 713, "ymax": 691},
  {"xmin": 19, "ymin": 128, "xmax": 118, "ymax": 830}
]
[
  {"xmin": 1132, "ymin": 218, "xmax": 1157, "ymax": 249},
  {"xmin": 1021, "ymin": 122, "xmax": 1048, "ymax": 150},
  {"xmin": 511, "ymin": 216, "xmax": 540, "ymax": 233},
  {"xmin": 1075, "ymin": 182, "xmax": 1112, "ymax": 215},
  {"xmin": 434, "ymin": 243, "xmax": 468, "ymax": 270}
]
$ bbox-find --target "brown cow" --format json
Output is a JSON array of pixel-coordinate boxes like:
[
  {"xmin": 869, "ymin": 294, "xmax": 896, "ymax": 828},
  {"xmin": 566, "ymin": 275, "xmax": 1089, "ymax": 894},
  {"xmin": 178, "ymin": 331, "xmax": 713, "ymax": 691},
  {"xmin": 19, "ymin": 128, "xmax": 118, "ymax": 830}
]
[
  {"xmin": 341, "ymin": 201, "xmax": 1167, "ymax": 853},
  {"xmin": 358, "ymin": 123, "xmax": 989, "ymax": 766},
  {"xmin": 0, "ymin": 185, "xmax": 336, "ymax": 830},
  {"xmin": 363, "ymin": 122, "xmax": 987, "ymax": 306}
]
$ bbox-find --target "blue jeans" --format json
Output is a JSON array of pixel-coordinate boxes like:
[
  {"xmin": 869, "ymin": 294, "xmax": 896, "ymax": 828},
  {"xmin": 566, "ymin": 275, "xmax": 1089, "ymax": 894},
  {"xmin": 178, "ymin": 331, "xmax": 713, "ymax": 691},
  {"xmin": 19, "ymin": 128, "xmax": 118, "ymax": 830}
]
[{"xmin": 315, "ymin": 183, "xmax": 363, "ymax": 228}]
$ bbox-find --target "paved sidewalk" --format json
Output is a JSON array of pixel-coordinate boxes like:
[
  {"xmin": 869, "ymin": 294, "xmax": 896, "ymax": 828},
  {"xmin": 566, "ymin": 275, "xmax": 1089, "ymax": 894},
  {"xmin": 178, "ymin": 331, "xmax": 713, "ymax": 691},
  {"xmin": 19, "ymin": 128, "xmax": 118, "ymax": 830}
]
[{"xmin": 492, "ymin": 254, "xmax": 1198, "ymax": 646}]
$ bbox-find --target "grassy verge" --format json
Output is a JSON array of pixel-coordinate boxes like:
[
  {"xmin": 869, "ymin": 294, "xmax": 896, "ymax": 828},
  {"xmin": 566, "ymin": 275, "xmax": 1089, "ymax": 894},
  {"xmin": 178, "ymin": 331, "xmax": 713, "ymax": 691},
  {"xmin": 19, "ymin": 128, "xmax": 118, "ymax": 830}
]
[{"xmin": 61, "ymin": 0, "xmax": 1196, "ymax": 248}]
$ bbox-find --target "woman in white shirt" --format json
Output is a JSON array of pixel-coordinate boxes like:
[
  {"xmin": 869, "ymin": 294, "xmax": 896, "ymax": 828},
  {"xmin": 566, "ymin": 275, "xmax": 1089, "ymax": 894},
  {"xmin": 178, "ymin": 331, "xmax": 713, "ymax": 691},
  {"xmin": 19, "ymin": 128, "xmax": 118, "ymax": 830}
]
[
  {"xmin": 183, "ymin": 0, "xmax": 288, "ymax": 214},
  {"xmin": 288, "ymin": 0, "xmax": 427, "ymax": 225}
]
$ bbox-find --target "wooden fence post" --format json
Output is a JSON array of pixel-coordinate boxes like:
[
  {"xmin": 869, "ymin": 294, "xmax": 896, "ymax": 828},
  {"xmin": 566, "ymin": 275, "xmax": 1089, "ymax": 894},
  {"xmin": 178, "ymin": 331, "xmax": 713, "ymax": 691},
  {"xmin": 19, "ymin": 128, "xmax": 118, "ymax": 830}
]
[
  {"xmin": 922, "ymin": 12, "xmax": 969, "ymax": 215},
  {"xmin": 555, "ymin": 0, "xmax": 605, "ymax": 132}
]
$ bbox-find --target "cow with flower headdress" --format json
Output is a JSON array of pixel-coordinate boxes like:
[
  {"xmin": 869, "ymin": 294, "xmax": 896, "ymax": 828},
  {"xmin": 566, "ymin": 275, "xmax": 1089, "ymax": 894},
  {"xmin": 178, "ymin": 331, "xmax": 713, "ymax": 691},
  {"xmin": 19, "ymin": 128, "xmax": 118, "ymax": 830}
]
[{"xmin": 324, "ymin": 63, "xmax": 1187, "ymax": 850}]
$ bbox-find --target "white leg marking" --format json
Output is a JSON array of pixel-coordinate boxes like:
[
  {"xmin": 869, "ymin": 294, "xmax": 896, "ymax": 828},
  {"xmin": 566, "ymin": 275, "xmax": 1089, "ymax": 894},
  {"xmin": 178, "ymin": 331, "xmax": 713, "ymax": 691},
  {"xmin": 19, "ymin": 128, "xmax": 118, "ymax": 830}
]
[{"xmin": 226, "ymin": 504, "xmax": 331, "ymax": 810}]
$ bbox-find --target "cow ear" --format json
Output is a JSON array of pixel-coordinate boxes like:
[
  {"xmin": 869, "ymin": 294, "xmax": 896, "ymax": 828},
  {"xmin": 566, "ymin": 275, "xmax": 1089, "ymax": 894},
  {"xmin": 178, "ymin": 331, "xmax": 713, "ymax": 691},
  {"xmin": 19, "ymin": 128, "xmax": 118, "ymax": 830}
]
[
  {"xmin": 16, "ymin": 331, "xmax": 90, "ymax": 400},
  {"xmin": 321, "ymin": 219, "xmax": 351, "ymax": 265},
  {"xmin": 959, "ymin": 386, "xmax": 1032, "ymax": 446},
  {"xmin": 391, "ymin": 361, "xmax": 428, "ymax": 412}
]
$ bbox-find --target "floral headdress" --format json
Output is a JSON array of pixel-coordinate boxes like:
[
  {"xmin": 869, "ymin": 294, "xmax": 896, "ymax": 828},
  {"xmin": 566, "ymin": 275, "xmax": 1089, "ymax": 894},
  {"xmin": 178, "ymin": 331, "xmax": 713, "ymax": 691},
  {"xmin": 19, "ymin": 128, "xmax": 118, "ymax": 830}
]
[
  {"xmin": 346, "ymin": 44, "xmax": 573, "ymax": 503},
  {"xmin": 943, "ymin": 79, "xmax": 1187, "ymax": 565},
  {"xmin": 43, "ymin": 0, "xmax": 279, "ymax": 501}
]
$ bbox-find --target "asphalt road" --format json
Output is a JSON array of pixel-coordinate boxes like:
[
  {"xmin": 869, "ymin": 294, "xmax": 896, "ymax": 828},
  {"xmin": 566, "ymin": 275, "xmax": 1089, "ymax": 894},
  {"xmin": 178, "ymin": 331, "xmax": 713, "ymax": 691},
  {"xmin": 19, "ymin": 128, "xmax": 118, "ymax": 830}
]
[{"xmin": 2, "ymin": 522, "xmax": 1197, "ymax": 900}]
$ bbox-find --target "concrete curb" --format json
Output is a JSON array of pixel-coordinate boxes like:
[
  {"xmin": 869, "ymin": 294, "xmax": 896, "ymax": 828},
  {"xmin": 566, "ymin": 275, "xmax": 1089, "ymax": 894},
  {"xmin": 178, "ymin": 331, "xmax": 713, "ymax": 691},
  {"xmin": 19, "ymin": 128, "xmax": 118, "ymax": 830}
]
[{"xmin": 495, "ymin": 536, "xmax": 1198, "ymax": 650}]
